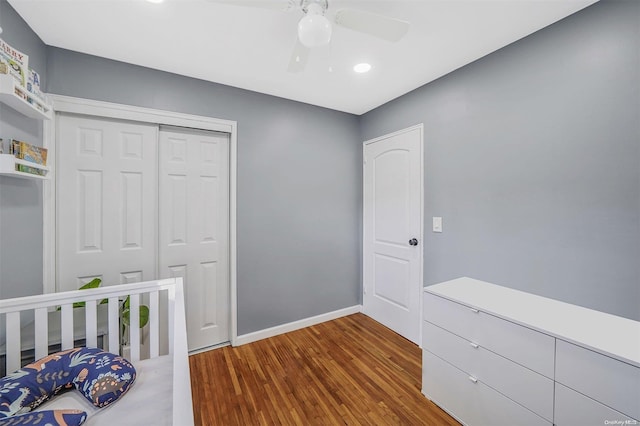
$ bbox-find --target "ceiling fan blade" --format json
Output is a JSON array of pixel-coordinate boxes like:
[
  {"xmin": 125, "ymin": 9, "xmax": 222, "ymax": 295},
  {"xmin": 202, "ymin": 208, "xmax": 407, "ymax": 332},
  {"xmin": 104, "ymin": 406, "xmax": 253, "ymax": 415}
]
[
  {"xmin": 206, "ymin": 0, "xmax": 298, "ymax": 12},
  {"xmin": 287, "ymin": 38, "xmax": 309, "ymax": 73},
  {"xmin": 334, "ymin": 8, "xmax": 410, "ymax": 42}
]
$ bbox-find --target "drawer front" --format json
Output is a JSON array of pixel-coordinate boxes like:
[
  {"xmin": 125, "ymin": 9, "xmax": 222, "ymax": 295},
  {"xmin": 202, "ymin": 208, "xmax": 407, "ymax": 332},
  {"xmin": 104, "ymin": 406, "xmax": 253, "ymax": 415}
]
[
  {"xmin": 422, "ymin": 321, "xmax": 554, "ymax": 421},
  {"xmin": 423, "ymin": 292, "xmax": 555, "ymax": 378},
  {"xmin": 555, "ymin": 383, "xmax": 636, "ymax": 425},
  {"xmin": 422, "ymin": 350, "xmax": 551, "ymax": 426},
  {"xmin": 556, "ymin": 340, "xmax": 640, "ymax": 420}
]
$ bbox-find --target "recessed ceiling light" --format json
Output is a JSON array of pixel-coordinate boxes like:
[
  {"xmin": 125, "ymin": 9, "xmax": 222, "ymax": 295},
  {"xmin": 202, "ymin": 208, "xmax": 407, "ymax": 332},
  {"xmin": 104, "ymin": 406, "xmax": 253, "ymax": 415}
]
[
  {"xmin": 353, "ymin": 63, "xmax": 372, "ymax": 73},
  {"xmin": 146, "ymin": 0, "xmax": 164, "ymax": 3}
]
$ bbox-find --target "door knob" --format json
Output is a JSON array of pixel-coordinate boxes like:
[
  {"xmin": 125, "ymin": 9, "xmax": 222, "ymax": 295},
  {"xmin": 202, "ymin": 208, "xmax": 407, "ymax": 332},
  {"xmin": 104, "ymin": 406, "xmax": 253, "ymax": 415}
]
[{"xmin": 409, "ymin": 238, "xmax": 418, "ymax": 246}]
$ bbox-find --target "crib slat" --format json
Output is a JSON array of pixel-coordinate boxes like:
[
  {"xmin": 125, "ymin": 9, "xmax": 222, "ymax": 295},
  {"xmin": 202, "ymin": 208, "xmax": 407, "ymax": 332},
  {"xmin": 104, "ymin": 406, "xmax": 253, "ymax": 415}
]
[
  {"xmin": 149, "ymin": 290, "xmax": 160, "ymax": 358},
  {"xmin": 129, "ymin": 293, "xmax": 140, "ymax": 361},
  {"xmin": 34, "ymin": 307, "xmax": 49, "ymax": 360},
  {"xmin": 168, "ymin": 286, "xmax": 175, "ymax": 355},
  {"xmin": 6, "ymin": 312, "xmax": 21, "ymax": 373},
  {"xmin": 108, "ymin": 297, "xmax": 119, "ymax": 355},
  {"xmin": 85, "ymin": 299, "xmax": 98, "ymax": 348},
  {"xmin": 60, "ymin": 304, "xmax": 74, "ymax": 350}
]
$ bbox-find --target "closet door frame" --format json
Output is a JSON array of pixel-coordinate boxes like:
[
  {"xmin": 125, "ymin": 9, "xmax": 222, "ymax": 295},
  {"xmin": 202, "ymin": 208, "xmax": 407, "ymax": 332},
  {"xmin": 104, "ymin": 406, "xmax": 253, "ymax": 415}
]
[{"xmin": 42, "ymin": 94, "xmax": 239, "ymax": 345}]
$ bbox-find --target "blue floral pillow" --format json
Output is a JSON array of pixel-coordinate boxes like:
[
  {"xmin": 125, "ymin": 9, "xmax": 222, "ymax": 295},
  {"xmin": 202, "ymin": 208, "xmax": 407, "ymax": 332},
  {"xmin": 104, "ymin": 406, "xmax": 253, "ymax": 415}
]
[
  {"xmin": 0, "ymin": 409, "xmax": 87, "ymax": 426},
  {"xmin": 0, "ymin": 347, "xmax": 136, "ymax": 418},
  {"xmin": 75, "ymin": 348, "xmax": 136, "ymax": 407}
]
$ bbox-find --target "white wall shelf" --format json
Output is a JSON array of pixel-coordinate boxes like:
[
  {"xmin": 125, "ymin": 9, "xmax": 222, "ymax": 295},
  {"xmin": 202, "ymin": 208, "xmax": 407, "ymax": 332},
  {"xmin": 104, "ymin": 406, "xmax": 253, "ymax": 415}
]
[
  {"xmin": 0, "ymin": 153, "xmax": 49, "ymax": 180},
  {"xmin": 0, "ymin": 74, "xmax": 51, "ymax": 120}
]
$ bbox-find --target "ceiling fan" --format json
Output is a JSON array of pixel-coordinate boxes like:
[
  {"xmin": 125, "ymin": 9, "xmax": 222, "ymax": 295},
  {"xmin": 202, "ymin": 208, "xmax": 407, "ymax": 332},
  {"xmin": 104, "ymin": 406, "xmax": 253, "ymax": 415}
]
[{"xmin": 208, "ymin": 0, "xmax": 410, "ymax": 72}]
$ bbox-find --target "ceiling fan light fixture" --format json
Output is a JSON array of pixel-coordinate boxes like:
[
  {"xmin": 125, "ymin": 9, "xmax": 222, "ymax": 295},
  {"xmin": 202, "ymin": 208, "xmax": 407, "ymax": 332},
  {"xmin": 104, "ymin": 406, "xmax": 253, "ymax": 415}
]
[
  {"xmin": 298, "ymin": 3, "xmax": 332, "ymax": 48},
  {"xmin": 298, "ymin": 15, "xmax": 332, "ymax": 48}
]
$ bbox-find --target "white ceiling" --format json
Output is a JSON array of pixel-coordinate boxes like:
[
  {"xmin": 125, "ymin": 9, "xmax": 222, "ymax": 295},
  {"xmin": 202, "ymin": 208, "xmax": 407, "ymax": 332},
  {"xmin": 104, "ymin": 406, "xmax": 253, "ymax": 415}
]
[{"xmin": 8, "ymin": 0, "xmax": 598, "ymax": 115}]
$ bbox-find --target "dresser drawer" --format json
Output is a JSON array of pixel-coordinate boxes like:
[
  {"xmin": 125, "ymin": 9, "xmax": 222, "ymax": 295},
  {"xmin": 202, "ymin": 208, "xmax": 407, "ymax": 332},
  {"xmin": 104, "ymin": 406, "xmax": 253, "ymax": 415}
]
[
  {"xmin": 422, "ymin": 350, "xmax": 551, "ymax": 426},
  {"xmin": 556, "ymin": 340, "xmax": 640, "ymax": 420},
  {"xmin": 422, "ymin": 321, "xmax": 554, "ymax": 421},
  {"xmin": 555, "ymin": 382, "xmax": 636, "ymax": 425},
  {"xmin": 423, "ymin": 292, "xmax": 555, "ymax": 378}
]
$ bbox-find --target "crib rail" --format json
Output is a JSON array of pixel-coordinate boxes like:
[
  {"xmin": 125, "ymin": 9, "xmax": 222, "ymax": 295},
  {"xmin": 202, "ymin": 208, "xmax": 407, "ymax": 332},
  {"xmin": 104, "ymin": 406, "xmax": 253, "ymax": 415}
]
[{"xmin": 0, "ymin": 278, "xmax": 183, "ymax": 374}]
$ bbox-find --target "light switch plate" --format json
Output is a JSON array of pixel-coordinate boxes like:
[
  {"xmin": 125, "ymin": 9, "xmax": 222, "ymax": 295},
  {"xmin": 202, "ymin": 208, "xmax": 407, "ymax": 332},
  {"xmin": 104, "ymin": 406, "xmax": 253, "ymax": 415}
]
[{"xmin": 433, "ymin": 217, "xmax": 443, "ymax": 233}]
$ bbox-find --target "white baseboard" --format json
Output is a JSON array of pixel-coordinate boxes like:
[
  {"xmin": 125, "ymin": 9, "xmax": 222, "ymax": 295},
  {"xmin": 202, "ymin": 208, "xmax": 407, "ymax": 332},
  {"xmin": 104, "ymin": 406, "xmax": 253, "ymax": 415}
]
[{"xmin": 234, "ymin": 305, "xmax": 362, "ymax": 346}]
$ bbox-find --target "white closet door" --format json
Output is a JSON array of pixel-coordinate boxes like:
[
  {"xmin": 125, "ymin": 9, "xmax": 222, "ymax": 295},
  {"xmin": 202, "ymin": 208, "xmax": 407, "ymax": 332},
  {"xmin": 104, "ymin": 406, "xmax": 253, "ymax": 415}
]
[
  {"xmin": 159, "ymin": 127, "xmax": 230, "ymax": 351},
  {"xmin": 57, "ymin": 114, "xmax": 158, "ymax": 291}
]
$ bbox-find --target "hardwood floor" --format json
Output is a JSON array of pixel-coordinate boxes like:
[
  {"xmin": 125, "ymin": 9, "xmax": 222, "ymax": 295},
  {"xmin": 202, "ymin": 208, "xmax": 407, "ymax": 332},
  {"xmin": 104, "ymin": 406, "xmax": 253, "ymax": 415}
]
[{"xmin": 189, "ymin": 313, "xmax": 459, "ymax": 425}]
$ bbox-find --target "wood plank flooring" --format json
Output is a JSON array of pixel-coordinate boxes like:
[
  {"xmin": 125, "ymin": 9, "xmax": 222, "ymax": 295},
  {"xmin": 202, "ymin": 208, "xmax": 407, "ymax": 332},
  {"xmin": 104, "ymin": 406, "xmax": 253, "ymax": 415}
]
[{"xmin": 189, "ymin": 313, "xmax": 459, "ymax": 425}]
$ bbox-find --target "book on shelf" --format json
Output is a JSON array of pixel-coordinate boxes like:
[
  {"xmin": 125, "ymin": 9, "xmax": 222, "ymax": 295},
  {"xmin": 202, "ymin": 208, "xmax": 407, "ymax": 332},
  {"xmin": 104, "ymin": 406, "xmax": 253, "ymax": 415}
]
[
  {"xmin": 14, "ymin": 86, "xmax": 29, "ymax": 102},
  {"xmin": 27, "ymin": 68, "xmax": 43, "ymax": 99},
  {"xmin": 0, "ymin": 38, "xmax": 29, "ymax": 87},
  {"xmin": 9, "ymin": 139, "xmax": 48, "ymax": 166},
  {"xmin": 15, "ymin": 163, "xmax": 46, "ymax": 176}
]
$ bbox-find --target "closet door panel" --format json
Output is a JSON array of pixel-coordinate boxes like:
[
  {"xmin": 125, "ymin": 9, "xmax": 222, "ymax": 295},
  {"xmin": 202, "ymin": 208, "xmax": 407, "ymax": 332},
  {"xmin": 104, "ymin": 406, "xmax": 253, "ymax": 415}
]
[
  {"xmin": 57, "ymin": 114, "xmax": 158, "ymax": 292},
  {"xmin": 159, "ymin": 127, "xmax": 230, "ymax": 351}
]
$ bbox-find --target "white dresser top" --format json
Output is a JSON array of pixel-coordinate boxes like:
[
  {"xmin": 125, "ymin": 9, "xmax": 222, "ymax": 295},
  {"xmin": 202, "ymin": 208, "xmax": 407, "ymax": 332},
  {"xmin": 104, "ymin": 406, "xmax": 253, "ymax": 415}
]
[{"xmin": 424, "ymin": 277, "xmax": 640, "ymax": 367}]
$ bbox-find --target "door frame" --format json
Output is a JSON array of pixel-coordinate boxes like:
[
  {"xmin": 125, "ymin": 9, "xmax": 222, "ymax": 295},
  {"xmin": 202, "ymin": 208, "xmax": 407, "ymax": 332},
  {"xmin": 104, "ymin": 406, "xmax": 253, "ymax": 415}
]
[
  {"xmin": 362, "ymin": 123, "xmax": 424, "ymax": 346},
  {"xmin": 42, "ymin": 94, "xmax": 240, "ymax": 346}
]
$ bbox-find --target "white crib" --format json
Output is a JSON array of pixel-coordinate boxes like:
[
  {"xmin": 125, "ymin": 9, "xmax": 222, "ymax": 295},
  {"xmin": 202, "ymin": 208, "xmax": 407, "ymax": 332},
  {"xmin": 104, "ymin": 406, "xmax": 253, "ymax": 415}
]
[{"xmin": 0, "ymin": 278, "xmax": 194, "ymax": 426}]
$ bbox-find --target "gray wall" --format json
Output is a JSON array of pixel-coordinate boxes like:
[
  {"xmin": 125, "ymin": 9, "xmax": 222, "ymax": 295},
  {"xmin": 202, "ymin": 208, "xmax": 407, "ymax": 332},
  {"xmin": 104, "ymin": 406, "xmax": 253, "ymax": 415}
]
[
  {"xmin": 0, "ymin": 0, "xmax": 47, "ymax": 300},
  {"xmin": 360, "ymin": 0, "xmax": 640, "ymax": 321},
  {"xmin": 45, "ymin": 48, "xmax": 362, "ymax": 335}
]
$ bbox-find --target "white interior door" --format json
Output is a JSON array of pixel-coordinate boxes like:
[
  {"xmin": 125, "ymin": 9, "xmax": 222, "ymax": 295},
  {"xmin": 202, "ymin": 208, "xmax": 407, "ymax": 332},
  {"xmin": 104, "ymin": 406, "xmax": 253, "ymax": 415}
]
[
  {"xmin": 159, "ymin": 127, "xmax": 230, "ymax": 351},
  {"xmin": 57, "ymin": 114, "xmax": 158, "ymax": 291},
  {"xmin": 363, "ymin": 125, "xmax": 423, "ymax": 344}
]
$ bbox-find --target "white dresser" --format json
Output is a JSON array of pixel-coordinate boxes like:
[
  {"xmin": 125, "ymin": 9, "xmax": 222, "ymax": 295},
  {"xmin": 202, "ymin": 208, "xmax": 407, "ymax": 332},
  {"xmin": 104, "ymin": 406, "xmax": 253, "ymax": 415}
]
[{"xmin": 421, "ymin": 277, "xmax": 640, "ymax": 426}]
